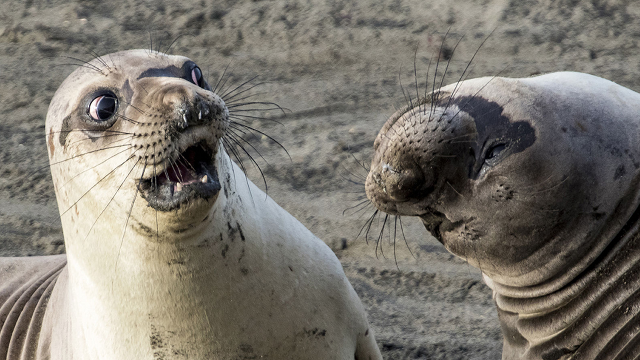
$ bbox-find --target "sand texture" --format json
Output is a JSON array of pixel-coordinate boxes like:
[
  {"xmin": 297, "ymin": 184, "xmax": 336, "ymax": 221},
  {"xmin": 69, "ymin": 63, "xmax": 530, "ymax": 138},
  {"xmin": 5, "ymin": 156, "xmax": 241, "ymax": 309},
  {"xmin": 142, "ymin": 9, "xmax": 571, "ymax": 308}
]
[{"xmin": 1, "ymin": 0, "xmax": 638, "ymax": 358}]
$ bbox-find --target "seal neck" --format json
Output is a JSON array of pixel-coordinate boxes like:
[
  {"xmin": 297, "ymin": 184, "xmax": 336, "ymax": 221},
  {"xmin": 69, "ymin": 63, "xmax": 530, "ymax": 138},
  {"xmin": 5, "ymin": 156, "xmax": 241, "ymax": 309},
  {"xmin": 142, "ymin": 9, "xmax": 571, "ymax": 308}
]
[
  {"xmin": 56, "ymin": 158, "xmax": 263, "ymax": 359},
  {"xmin": 486, "ymin": 202, "xmax": 640, "ymax": 358}
]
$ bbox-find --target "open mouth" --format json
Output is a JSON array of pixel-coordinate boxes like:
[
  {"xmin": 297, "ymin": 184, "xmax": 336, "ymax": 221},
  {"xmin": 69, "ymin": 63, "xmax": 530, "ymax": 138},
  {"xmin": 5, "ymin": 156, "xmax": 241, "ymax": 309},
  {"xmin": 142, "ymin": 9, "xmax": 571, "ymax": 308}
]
[{"xmin": 138, "ymin": 141, "xmax": 221, "ymax": 211}]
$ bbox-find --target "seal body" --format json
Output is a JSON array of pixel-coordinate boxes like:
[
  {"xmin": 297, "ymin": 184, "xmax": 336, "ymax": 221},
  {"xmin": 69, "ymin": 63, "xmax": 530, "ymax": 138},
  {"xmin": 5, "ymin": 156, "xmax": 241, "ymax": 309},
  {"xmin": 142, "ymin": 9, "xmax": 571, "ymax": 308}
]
[
  {"xmin": 0, "ymin": 50, "xmax": 382, "ymax": 360},
  {"xmin": 366, "ymin": 72, "xmax": 640, "ymax": 359}
]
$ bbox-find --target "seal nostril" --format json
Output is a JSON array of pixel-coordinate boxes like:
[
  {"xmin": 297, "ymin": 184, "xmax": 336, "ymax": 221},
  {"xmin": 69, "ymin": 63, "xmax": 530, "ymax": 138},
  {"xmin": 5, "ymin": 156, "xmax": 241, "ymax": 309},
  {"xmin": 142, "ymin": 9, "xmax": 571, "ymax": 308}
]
[{"xmin": 376, "ymin": 163, "xmax": 430, "ymax": 202}]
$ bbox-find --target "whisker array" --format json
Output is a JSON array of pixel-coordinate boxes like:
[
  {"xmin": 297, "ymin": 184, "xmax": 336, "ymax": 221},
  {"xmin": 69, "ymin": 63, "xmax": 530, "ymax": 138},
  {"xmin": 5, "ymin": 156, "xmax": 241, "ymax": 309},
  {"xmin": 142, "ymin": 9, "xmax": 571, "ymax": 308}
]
[{"xmin": 349, "ymin": 30, "xmax": 497, "ymax": 267}]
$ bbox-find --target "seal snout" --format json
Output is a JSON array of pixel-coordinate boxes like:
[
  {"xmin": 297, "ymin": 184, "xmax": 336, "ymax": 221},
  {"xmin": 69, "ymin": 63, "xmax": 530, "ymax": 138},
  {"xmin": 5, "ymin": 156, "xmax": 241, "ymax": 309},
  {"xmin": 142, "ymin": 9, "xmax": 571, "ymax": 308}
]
[
  {"xmin": 368, "ymin": 161, "xmax": 430, "ymax": 202},
  {"xmin": 133, "ymin": 78, "xmax": 228, "ymax": 212}
]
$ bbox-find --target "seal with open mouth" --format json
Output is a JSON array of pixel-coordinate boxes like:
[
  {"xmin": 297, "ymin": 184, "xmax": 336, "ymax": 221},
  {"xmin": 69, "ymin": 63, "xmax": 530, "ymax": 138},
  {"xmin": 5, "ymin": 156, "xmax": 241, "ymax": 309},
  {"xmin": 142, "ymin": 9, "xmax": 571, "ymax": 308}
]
[
  {"xmin": 366, "ymin": 72, "xmax": 640, "ymax": 359},
  {"xmin": 0, "ymin": 50, "xmax": 382, "ymax": 360}
]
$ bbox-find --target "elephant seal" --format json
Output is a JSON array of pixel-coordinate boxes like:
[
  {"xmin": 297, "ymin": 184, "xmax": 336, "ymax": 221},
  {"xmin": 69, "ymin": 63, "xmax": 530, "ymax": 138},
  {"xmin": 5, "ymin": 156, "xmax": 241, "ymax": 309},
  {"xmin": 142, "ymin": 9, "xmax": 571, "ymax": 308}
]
[
  {"xmin": 0, "ymin": 50, "xmax": 382, "ymax": 360},
  {"xmin": 366, "ymin": 72, "xmax": 640, "ymax": 360}
]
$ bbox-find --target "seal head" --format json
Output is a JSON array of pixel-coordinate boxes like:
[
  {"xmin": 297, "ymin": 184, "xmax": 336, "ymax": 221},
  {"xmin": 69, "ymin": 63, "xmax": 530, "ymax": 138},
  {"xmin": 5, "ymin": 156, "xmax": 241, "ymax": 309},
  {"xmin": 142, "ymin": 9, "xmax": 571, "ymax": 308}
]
[
  {"xmin": 366, "ymin": 72, "xmax": 640, "ymax": 359},
  {"xmin": 46, "ymin": 50, "xmax": 227, "ymax": 234},
  {"xmin": 27, "ymin": 50, "xmax": 384, "ymax": 360}
]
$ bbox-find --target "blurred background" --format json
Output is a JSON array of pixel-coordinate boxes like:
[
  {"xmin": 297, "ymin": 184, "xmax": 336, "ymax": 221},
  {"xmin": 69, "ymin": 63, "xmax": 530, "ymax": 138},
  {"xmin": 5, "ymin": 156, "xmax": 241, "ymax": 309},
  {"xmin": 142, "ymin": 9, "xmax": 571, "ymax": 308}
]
[{"xmin": 1, "ymin": 0, "xmax": 637, "ymax": 358}]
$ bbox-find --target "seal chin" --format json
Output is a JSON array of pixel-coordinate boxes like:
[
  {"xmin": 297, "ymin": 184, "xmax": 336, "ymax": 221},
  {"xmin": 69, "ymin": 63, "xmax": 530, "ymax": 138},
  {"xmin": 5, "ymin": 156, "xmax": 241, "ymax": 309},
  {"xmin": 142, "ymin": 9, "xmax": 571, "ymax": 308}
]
[
  {"xmin": 138, "ymin": 140, "xmax": 221, "ymax": 212},
  {"xmin": 419, "ymin": 208, "xmax": 463, "ymax": 245}
]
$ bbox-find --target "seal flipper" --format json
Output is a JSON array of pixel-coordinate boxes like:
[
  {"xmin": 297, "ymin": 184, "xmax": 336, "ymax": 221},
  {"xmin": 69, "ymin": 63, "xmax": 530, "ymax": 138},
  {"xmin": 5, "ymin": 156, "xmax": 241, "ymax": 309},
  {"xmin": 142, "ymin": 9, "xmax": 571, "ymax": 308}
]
[{"xmin": 0, "ymin": 255, "xmax": 66, "ymax": 360}]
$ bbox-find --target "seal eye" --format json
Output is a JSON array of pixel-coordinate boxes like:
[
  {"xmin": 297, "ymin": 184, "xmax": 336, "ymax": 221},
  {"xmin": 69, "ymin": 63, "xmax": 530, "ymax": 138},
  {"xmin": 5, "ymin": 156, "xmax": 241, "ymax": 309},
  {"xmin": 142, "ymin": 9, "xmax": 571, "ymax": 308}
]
[
  {"xmin": 88, "ymin": 94, "xmax": 118, "ymax": 121},
  {"xmin": 486, "ymin": 144, "xmax": 506, "ymax": 160},
  {"xmin": 191, "ymin": 66, "xmax": 205, "ymax": 88}
]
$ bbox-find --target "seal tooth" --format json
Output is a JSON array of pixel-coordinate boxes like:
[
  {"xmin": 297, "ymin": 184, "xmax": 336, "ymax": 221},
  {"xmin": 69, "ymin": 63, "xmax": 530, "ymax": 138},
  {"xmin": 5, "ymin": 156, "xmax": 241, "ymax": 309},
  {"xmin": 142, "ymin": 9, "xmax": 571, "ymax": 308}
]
[
  {"xmin": 175, "ymin": 183, "xmax": 183, "ymax": 193},
  {"xmin": 201, "ymin": 175, "xmax": 208, "ymax": 183},
  {"xmin": 198, "ymin": 110, "xmax": 202, "ymax": 120}
]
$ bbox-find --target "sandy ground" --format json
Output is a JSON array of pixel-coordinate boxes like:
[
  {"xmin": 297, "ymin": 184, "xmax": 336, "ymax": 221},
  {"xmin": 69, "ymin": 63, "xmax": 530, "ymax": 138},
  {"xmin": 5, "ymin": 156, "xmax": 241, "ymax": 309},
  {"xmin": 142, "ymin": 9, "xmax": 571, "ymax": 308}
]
[{"xmin": 2, "ymin": 0, "xmax": 639, "ymax": 358}]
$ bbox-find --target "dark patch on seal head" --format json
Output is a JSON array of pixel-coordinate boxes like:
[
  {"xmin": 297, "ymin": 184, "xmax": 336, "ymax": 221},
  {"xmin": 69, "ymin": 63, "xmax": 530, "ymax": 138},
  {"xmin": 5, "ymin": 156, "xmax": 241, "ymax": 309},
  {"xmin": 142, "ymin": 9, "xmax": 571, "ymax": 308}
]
[
  {"xmin": 121, "ymin": 79, "xmax": 134, "ymax": 106},
  {"xmin": 138, "ymin": 64, "xmax": 184, "ymax": 80},
  {"xmin": 58, "ymin": 115, "xmax": 72, "ymax": 147},
  {"xmin": 447, "ymin": 95, "xmax": 536, "ymax": 179},
  {"xmin": 137, "ymin": 61, "xmax": 210, "ymax": 91}
]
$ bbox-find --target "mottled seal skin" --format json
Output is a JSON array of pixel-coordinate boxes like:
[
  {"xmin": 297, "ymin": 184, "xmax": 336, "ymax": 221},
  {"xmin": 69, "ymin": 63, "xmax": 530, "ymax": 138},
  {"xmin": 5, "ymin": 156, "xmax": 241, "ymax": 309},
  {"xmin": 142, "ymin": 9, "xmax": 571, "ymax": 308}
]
[
  {"xmin": 0, "ymin": 50, "xmax": 382, "ymax": 360},
  {"xmin": 366, "ymin": 72, "xmax": 640, "ymax": 360}
]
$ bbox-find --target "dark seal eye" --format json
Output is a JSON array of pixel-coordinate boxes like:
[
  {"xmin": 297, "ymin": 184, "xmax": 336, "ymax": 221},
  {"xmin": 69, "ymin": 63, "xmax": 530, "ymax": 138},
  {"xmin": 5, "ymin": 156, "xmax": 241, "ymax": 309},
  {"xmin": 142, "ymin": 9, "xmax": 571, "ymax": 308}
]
[
  {"xmin": 88, "ymin": 93, "xmax": 118, "ymax": 121},
  {"xmin": 191, "ymin": 66, "xmax": 205, "ymax": 88},
  {"xmin": 486, "ymin": 143, "xmax": 506, "ymax": 160}
]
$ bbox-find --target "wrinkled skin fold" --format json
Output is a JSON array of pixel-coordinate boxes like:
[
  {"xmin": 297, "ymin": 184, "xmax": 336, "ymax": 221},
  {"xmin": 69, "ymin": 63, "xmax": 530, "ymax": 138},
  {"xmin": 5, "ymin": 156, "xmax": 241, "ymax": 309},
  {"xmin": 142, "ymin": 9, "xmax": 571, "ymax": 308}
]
[{"xmin": 366, "ymin": 72, "xmax": 640, "ymax": 359}]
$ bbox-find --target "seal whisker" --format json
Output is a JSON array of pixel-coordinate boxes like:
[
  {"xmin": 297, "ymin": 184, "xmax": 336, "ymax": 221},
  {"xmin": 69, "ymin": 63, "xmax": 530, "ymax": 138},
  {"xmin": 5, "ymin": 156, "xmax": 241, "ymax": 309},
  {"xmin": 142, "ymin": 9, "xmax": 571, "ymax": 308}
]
[
  {"xmin": 221, "ymin": 137, "xmax": 255, "ymax": 197},
  {"xmin": 434, "ymin": 33, "xmax": 464, "ymax": 106},
  {"xmin": 87, "ymin": 50, "xmax": 112, "ymax": 72},
  {"xmin": 399, "ymin": 69, "xmax": 415, "ymax": 116},
  {"xmin": 228, "ymin": 113, "xmax": 284, "ymax": 126},
  {"xmin": 349, "ymin": 152, "xmax": 371, "ymax": 173},
  {"xmin": 422, "ymin": 53, "xmax": 434, "ymax": 117},
  {"xmin": 213, "ymin": 63, "xmax": 237, "ymax": 95},
  {"xmin": 59, "ymin": 154, "xmax": 136, "ymax": 218},
  {"xmin": 219, "ymin": 75, "xmax": 260, "ymax": 100},
  {"xmin": 114, "ymin": 113, "xmax": 142, "ymax": 126},
  {"xmin": 446, "ymin": 180, "xmax": 464, "ymax": 198},
  {"xmin": 398, "ymin": 217, "xmax": 416, "ymax": 259},
  {"xmin": 211, "ymin": 63, "xmax": 232, "ymax": 94},
  {"xmin": 393, "ymin": 216, "xmax": 402, "ymax": 270},
  {"xmin": 66, "ymin": 134, "xmax": 134, "ymax": 154},
  {"xmin": 224, "ymin": 131, "xmax": 268, "ymax": 193},
  {"xmin": 48, "ymin": 129, "xmax": 131, "ymax": 136},
  {"xmin": 114, "ymin": 158, "xmax": 144, "ymax": 278},
  {"xmin": 162, "ymin": 34, "xmax": 187, "ymax": 55},
  {"xmin": 228, "ymin": 122, "xmax": 291, "ymax": 159},
  {"xmin": 67, "ymin": 133, "xmax": 134, "ymax": 147},
  {"xmin": 356, "ymin": 209, "xmax": 379, "ymax": 245},
  {"xmin": 59, "ymin": 55, "xmax": 106, "ymax": 75},
  {"xmin": 339, "ymin": 158, "xmax": 368, "ymax": 184},
  {"xmin": 226, "ymin": 127, "xmax": 270, "ymax": 166},
  {"xmin": 60, "ymin": 146, "xmax": 135, "ymax": 190},
  {"xmin": 83, "ymin": 153, "xmax": 146, "ymax": 242},
  {"xmin": 167, "ymin": 158, "xmax": 186, "ymax": 184},
  {"xmin": 521, "ymin": 175, "xmax": 570, "ymax": 196},
  {"xmin": 375, "ymin": 214, "xmax": 388, "ymax": 259},
  {"xmin": 435, "ymin": 31, "xmax": 496, "ymax": 122},
  {"xmin": 175, "ymin": 153, "xmax": 197, "ymax": 174},
  {"xmin": 413, "ymin": 48, "xmax": 421, "ymax": 112},
  {"xmin": 442, "ymin": 29, "xmax": 496, "ymax": 115},
  {"xmin": 428, "ymin": 28, "xmax": 450, "ymax": 119},
  {"xmin": 445, "ymin": 70, "xmax": 506, "ymax": 125},
  {"xmin": 226, "ymin": 103, "xmax": 286, "ymax": 112},
  {"xmin": 224, "ymin": 89, "xmax": 268, "ymax": 106},
  {"xmin": 121, "ymin": 100, "xmax": 150, "ymax": 116},
  {"xmin": 442, "ymin": 132, "xmax": 476, "ymax": 142},
  {"xmin": 515, "ymin": 173, "xmax": 563, "ymax": 192},
  {"xmin": 353, "ymin": 202, "xmax": 377, "ymax": 220},
  {"xmin": 343, "ymin": 199, "xmax": 372, "ymax": 216},
  {"xmin": 45, "ymin": 144, "xmax": 133, "ymax": 169}
]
